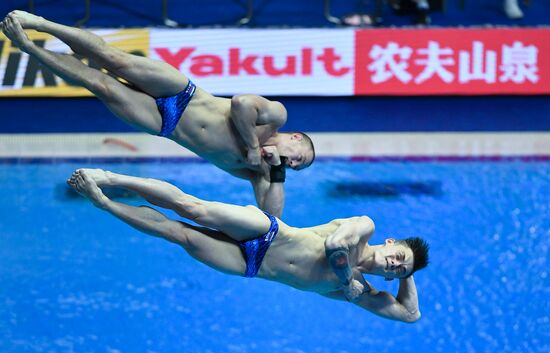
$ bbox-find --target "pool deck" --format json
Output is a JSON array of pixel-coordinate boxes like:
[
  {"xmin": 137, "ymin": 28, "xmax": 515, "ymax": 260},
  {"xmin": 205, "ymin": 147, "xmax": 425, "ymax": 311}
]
[{"xmin": 1, "ymin": 132, "xmax": 549, "ymax": 159}]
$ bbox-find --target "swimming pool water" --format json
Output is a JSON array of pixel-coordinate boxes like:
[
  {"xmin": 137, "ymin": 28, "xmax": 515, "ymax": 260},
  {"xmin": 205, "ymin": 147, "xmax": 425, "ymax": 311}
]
[{"xmin": 0, "ymin": 160, "xmax": 548, "ymax": 353}]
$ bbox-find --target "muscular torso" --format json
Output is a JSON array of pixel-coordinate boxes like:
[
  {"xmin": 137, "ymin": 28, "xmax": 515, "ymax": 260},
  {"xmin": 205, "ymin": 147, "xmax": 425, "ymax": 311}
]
[
  {"xmin": 170, "ymin": 87, "xmax": 274, "ymax": 178},
  {"xmin": 256, "ymin": 221, "xmax": 351, "ymax": 294}
]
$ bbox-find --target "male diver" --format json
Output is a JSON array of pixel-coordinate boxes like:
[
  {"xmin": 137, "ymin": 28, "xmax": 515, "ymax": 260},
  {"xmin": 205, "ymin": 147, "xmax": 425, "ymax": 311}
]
[{"xmin": 68, "ymin": 168, "xmax": 429, "ymax": 322}]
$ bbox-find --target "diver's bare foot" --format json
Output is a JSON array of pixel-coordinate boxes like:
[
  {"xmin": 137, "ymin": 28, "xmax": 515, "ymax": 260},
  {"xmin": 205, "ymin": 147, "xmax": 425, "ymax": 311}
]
[
  {"xmin": 1, "ymin": 15, "xmax": 33, "ymax": 52},
  {"xmin": 6, "ymin": 10, "xmax": 44, "ymax": 30},
  {"xmin": 73, "ymin": 168, "xmax": 113, "ymax": 187},
  {"xmin": 67, "ymin": 169, "xmax": 108, "ymax": 208}
]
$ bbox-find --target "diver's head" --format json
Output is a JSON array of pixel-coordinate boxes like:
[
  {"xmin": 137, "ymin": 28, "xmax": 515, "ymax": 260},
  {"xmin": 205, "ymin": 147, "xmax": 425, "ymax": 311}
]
[
  {"xmin": 371, "ymin": 237, "xmax": 430, "ymax": 280},
  {"xmin": 277, "ymin": 132, "xmax": 315, "ymax": 171}
]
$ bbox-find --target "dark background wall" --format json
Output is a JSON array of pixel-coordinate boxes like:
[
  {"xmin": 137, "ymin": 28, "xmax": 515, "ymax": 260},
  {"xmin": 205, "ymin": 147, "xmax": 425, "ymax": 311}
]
[
  {"xmin": 2, "ymin": 0, "xmax": 549, "ymax": 28},
  {"xmin": 1, "ymin": 96, "xmax": 549, "ymax": 133}
]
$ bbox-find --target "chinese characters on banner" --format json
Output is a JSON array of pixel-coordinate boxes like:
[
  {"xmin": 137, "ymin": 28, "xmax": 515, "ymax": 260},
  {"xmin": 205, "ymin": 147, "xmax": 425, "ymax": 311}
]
[
  {"xmin": 354, "ymin": 29, "xmax": 549, "ymax": 95},
  {"xmin": 0, "ymin": 28, "xmax": 548, "ymax": 96}
]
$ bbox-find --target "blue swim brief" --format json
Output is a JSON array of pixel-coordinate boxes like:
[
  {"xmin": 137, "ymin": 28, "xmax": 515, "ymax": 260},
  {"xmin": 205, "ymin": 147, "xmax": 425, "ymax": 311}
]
[
  {"xmin": 155, "ymin": 80, "xmax": 196, "ymax": 137},
  {"xmin": 239, "ymin": 212, "xmax": 279, "ymax": 278}
]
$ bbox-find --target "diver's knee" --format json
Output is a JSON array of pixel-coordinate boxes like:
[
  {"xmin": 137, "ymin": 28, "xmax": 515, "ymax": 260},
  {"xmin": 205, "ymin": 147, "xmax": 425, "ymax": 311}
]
[
  {"xmin": 175, "ymin": 198, "xmax": 207, "ymax": 220},
  {"xmin": 87, "ymin": 74, "xmax": 113, "ymax": 97},
  {"xmin": 101, "ymin": 48, "xmax": 133, "ymax": 72}
]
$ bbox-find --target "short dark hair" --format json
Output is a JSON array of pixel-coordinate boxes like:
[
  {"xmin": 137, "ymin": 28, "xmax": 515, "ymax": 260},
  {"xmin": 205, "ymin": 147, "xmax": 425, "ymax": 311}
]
[
  {"xmin": 399, "ymin": 237, "xmax": 430, "ymax": 277},
  {"xmin": 297, "ymin": 132, "xmax": 315, "ymax": 168}
]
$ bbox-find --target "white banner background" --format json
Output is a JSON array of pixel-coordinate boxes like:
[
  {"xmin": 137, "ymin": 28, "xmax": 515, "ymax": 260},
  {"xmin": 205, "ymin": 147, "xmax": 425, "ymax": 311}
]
[{"xmin": 149, "ymin": 29, "xmax": 355, "ymax": 96}]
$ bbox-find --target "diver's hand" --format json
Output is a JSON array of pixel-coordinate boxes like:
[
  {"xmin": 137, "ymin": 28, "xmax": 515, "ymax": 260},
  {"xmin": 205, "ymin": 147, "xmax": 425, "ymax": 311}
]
[
  {"xmin": 361, "ymin": 279, "xmax": 379, "ymax": 295},
  {"xmin": 247, "ymin": 147, "xmax": 262, "ymax": 167},
  {"xmin": 353, "ymin": 270, "xmax": 379, "ymax": 296},
  {"xmin": 343, "ymin": 279, "xmax": 364, "ymax": 302},
  {"xmin": 261, "ymin": 146, "xmax": 281, "ymax": 166}
]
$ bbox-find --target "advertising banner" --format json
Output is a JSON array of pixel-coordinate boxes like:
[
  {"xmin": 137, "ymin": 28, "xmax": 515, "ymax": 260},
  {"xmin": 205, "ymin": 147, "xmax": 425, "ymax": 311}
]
[
  {"xmin": 149, "ymin": 29, "xmax": 355, "ymax": 96},
  {"xmin": 355, "ymin": 28, "xmax": 549, "ymax": 95},
  {"xmin": 1, "ymin": 28, "xmax": 548, "ymax": 96}
]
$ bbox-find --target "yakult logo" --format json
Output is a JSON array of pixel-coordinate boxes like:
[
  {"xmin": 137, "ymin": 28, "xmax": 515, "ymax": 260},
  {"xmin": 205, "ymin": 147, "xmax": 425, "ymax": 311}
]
[
  {"xmin": 154, "ymin": 47, "xmax": 351, "ymax": 77},
  {"xmin": 150, "ymin": 29, "xmax": 355, "ymax": 95}
]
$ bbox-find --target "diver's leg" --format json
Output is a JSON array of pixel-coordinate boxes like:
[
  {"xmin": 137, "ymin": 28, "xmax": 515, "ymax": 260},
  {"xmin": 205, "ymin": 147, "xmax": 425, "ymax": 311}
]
[
  {"xmin": 7, "ymin": 10, "xmax": 188, "ymax": 97},
  {"xmin": 72, "ymin": 168, "xmax": 272, "ymax": 242},
  {"xmin": 68, "ymin": 171, "xmax": 246, "ymax": 275},
  {"xmin": 2, "ymin": 16, "xmax": 163, "ymax": 134}
]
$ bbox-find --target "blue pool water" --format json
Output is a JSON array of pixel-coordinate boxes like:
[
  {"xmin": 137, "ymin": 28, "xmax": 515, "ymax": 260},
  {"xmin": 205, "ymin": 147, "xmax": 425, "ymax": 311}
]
[{"xmin": 1, "ymin": 160, "xmax": 549, "ymax": 353}]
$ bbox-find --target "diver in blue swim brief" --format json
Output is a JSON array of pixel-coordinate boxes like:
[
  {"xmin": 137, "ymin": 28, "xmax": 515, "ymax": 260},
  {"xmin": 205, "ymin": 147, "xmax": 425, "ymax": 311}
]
[
  {"xmin": 239, "ymin": 211, "xmax": 279, "ymax": 278},
  {"xmin": 70, "ymin": 168, "xmax": 429, "ymax": 322},
  {"xmin": 155, "ymin": 80, "xmax": 197, "ymax": 137}
]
